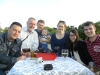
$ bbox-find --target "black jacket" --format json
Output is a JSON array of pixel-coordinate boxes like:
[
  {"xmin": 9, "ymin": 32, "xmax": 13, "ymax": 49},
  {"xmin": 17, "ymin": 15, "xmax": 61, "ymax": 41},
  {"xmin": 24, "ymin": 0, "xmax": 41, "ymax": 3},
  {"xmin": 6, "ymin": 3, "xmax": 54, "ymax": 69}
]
[
  {"xmin": 69, "ymin": 40, "xmax": 93, "ymax": 65},
  {"xmin": 0, "ymin": 33, "xmax": 21, "ymax": 70}
]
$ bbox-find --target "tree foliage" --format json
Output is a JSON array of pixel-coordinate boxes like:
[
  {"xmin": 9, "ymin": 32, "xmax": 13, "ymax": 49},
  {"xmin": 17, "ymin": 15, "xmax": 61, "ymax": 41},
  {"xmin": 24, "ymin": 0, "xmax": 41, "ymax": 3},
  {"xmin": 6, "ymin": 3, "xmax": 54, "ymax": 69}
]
[
  {"xmin": 44, "ymin": 26, "xmax": 56, "ymax": 34},
  {"xmin": 0, "ymin": 26, "xmax": 3, "ymax": 33},
  {"xmin": 66, "ymin": 26, "xmax": 77, "ymax": 32},
  {"xmin": 2, "ymin": 27, "xmax": 8, "ymax": 33},
  {"xmin": 95, "ymin": 21, "xmax": 100, "ymax": 34},
  {"xmin": 78, "ymin": 24, "xmax": 87, "ymax": 40}
]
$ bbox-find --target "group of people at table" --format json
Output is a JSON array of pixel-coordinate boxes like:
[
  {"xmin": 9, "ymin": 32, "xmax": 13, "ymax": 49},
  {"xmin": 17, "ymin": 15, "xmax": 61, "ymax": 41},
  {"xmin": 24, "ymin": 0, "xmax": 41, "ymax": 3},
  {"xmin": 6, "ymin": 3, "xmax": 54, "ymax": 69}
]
[{"xmin": 0, "ymin": 17, "xmax": 100, "ymax": 75}]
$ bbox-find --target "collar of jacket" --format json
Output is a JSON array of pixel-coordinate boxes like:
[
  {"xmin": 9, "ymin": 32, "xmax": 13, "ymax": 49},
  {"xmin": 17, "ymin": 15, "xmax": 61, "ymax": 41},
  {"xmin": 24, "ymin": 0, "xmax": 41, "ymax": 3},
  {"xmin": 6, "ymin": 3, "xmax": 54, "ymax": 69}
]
[{"xmin": 2, "ymin": 32, "xmax": 21, "ymax": 44}]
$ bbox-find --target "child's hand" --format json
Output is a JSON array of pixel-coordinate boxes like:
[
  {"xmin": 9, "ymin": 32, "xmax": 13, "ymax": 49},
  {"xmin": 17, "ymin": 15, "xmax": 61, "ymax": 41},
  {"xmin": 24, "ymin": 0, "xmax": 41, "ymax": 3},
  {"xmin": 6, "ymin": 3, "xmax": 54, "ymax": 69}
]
[{"xmin": 47, "ymin": 35, "xmax": 51, "ymax": 40}]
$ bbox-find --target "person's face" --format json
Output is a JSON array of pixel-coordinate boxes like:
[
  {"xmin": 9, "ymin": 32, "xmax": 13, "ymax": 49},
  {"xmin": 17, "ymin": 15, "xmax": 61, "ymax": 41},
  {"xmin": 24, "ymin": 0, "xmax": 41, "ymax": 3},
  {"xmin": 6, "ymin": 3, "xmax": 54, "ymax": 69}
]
[
  {"xmin": 84, "ymin": 24, "xmax": 96, "ymax": 38},
  {"xmin": 37, "ymin": 22, "xmax": 44, "ymax": 31},
  {"xmin": 42, "ymin": 30, "xmax": 48, "ymax": 36},
  {"xmin": 8, "ymin": 25, "xmax": 22, "ymax": 40},
  {"xmin": 27, "ymin": 19, "xmax": 36, "ymax": 32},
  {"xmin": 69, "ymin": 32, "xmax": 77, "ymax": 42},
  {"xmin": 57, "ymin": 23, "xmax": 65, "ymax": 32}
]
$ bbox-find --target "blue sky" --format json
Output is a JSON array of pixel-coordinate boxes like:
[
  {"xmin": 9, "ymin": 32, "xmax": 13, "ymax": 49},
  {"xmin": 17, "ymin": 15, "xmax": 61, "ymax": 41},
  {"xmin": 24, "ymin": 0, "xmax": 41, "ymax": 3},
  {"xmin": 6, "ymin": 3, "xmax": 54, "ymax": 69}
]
[{"xmin": 0, "ymin": 0, "xmax": 100, "ymax": 29}]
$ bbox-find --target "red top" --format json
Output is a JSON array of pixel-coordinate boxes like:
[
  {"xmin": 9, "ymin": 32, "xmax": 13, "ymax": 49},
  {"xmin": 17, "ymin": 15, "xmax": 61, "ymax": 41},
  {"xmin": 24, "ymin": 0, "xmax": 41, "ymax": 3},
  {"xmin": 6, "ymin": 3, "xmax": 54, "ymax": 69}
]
[{"xmin": 85, "ymin": 34, "xmax": 100, "ymax": 68}]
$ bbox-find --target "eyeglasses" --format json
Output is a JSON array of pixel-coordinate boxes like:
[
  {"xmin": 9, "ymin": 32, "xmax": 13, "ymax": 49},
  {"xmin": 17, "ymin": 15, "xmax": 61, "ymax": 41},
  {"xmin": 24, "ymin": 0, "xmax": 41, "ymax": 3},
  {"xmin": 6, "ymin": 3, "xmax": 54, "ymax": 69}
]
[{"xmin": 69, "ymin": 35, "xmax": 76, "ymax": 36}]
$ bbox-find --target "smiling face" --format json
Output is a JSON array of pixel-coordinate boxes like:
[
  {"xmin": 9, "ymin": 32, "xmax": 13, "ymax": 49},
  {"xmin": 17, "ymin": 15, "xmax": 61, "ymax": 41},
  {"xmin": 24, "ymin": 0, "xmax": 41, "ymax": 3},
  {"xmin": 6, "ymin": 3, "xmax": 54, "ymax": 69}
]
[
  {"xmin": 84, "ymin": 24, "xmax": 96, "ymax": 38},
  {"xmin": 69, "ymin": 32, "xmax": 77, "ymax": 42},
  {"xmin": 57, "ymin": 23, "xmax": 66, "ymax": 33},
  {"xmin": 8, "ymin": 24, "xmax": 22, "ymax": 41},
  {"xmin": 27, "ymin": 19, "xmax": 36, "ymax": 32},
  {"xmin": 37, "ymin": 22, "xmax": 45, "ymax": 31}
]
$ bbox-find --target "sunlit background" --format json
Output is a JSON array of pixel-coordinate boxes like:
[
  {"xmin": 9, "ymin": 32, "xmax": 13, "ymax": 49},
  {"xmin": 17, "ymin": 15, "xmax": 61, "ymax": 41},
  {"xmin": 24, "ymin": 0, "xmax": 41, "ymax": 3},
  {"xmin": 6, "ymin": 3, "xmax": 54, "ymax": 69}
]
[{"xmin": 0, "ymin": 0, "xmax": 100, "ymax": 29}]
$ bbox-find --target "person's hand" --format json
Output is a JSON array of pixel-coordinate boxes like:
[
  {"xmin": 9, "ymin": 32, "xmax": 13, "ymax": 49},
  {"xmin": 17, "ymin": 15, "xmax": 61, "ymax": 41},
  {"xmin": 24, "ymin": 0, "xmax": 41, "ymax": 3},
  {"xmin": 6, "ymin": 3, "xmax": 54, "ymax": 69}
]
[
  {"xmin": 47, "ymin": 35, "xmax": 51, "ymax": 40},
  {"xmin": 26, "ymin": 52, "xmax": 31, "ymax": 57},
  {"xmin": 89, "ymin": 67, "xmax": 94, "ymax": 72},
  {"xmin": 21, "ymin": 51, "xmax": 31, "ymax": 57},
  {"xmin": 55, "ymin": 46, "xmax": 59, "ymax": 50},
  {"xmin": 88, "ymin": 61, "xmax": 95, "ymax": 72},
  {"xmin": 17, "ymin": 55, "xmax": 26, "ymax": 61}
]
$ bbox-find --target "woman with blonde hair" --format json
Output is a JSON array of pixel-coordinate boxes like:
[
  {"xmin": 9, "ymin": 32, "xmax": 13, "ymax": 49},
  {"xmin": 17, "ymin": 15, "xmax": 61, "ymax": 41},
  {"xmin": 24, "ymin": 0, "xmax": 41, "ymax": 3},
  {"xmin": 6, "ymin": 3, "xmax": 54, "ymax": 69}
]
[{"xmin": 51, "ymin": 20, "xmax": 68, "ymax": 56}]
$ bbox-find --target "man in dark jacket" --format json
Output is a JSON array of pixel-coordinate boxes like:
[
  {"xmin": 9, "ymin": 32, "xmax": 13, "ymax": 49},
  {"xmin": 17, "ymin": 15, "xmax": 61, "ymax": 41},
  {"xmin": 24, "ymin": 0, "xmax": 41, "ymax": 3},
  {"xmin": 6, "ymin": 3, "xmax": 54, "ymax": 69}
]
[{"xmin": 0, "ymin": 22, "xmax": 26, "ymax": 75}]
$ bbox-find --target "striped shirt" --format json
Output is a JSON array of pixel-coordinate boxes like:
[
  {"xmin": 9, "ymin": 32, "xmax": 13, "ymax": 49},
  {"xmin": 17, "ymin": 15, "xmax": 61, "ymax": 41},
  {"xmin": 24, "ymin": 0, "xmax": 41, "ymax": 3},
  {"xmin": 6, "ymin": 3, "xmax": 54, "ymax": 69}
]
[{"xmin": 85, "ymin": 34, "xmax": 100, "ymax": 68}]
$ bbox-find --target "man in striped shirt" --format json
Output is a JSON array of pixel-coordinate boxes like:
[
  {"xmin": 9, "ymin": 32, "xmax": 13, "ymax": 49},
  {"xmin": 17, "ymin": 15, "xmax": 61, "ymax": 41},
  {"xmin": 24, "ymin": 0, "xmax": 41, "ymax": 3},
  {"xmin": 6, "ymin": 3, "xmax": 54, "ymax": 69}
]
[{"xmin": 83, "ymin": 21, "xmax": 100, "ymax": 69}]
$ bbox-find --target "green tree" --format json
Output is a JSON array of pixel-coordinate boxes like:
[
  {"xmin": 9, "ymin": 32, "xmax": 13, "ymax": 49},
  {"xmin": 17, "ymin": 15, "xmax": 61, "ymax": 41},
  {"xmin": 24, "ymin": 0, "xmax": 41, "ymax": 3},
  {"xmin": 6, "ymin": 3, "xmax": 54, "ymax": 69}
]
[
  {"xmin": 44, "ymin": 26, "xmax": 56, "ymax": 34},
  {"xmin": 0, "ymin": 26, "xmax": 3, "ymax": 33},
  {"xmin": 66, "ymin": 25, "xmax": 77, "ymax": 32},
  {"xmin": 78, "ymin": 24, "xmax": 86, "ymax": 40},
  {"xmin": 95, "ymin": 21, "xmax": 100, "ymax": 34},
  {"xmin": 2, "ymin": 27, "xmax": 8, "ymax": 32}
]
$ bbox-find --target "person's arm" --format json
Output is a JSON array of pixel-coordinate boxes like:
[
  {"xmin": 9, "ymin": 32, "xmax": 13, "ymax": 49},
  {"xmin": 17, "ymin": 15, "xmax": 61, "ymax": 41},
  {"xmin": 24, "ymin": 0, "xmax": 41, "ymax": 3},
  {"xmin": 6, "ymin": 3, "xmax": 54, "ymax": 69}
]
[
  {"xmin": 83, "ymin": 42, "xmax": 93, "ymax": 62},
  {"xmin": 82, "ymin": 41, "xmax": 95, "ymax": 67},
  {"xmin": 78, "ymin": 41, "xmax": 93, "ymax": 65},
  {"xmin": 0, "ymin": 53, "xmax": 17, "ymax": 65},
  {"xmin": 0, "ymin": 53, "xmax": 26, "ymax": 67},
  {"xmin": 14, "ymin": 41, "xmax": 26, "ymax": 61},
  {"xmin": 39, "ymin": 36, "xmax": 51, "ymax": 43},
  {"xmin": 51, "ymin": 34, "xmax": 56, "ymax": 53},
  {"xmin": 40, "ymin": 32, "xmax": 51, "ymax": 43},
  {"xmin": 0, "ymin": 49, "xmax": 25, "ymax": 66},
  {"xmin": 0, "ymin": 38, "xmax": 26, "ymax": 65}
]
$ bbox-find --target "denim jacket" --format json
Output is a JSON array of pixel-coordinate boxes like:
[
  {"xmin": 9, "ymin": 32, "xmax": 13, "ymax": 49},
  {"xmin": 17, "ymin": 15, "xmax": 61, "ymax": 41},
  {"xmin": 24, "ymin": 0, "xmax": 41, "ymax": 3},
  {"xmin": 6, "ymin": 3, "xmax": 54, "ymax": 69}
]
[{"xmin": 0, "ymin": 33, "xmax": 21, "ymax": 70}]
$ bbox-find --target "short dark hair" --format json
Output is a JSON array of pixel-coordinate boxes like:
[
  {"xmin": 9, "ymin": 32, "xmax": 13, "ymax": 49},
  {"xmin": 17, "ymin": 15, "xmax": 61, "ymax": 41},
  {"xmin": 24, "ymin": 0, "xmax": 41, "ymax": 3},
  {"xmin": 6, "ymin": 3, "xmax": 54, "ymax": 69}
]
[
  {"xmin": 83, "ymin": 21, "xmax": 94, "ymax": 27},
  {"xmin": 37, "ymin": 19, "xmax": 45, "ymax": 24},
  {"xmin": 10, "ymin": 22, "xmax": 22, "ymax": 28}
]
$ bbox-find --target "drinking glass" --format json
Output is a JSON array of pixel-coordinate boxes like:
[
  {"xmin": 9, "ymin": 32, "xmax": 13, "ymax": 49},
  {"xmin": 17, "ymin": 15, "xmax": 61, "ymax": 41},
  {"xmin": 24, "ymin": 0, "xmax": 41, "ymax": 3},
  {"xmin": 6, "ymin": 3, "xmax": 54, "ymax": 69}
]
[
  {"xmin": 34, "ymin": 48, "xmax": 38, "ymax": 58},
  {"xmin": 62, "ymin": 49, "xmax": 69, "ymax": 59},
  {"xmin": 30, "ymin": 46, "xmax": 36, "ymax": 60},
  {"xmin": 55, "ymin": 46, "xmax": 59, "ymax": 56}
]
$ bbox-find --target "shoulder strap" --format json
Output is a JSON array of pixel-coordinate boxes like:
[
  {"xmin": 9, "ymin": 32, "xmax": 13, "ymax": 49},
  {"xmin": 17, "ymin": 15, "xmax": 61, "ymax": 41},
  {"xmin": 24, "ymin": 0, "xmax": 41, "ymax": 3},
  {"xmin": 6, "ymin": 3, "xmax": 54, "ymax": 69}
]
[{"xmin": 22, "ymin": 34, "xmax": 30, "ymax": 42}]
